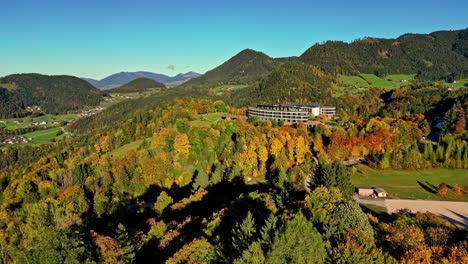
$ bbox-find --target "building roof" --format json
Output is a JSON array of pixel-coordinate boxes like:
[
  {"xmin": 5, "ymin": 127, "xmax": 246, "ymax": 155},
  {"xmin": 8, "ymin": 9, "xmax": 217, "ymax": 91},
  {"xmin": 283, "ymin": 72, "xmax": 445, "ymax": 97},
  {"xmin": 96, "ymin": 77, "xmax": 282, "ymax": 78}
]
[
  {"xmin": 280, "ymin": 102, "xmax": 323, "ymax": 108},
  {"xmin": 374, "ymin": 188, "xmax": 386, "ymax": 193}
]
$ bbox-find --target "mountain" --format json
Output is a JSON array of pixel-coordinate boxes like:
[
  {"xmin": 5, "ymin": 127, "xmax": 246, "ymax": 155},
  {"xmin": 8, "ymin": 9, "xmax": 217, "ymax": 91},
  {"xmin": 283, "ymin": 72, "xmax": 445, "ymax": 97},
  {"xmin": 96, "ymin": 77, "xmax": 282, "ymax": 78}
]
[
  {"xmin": 226, "ymin": 61, "xmax": 334, "ymax": 107},
  {"xmin": 300, "ymin": 28, "xmax": 468, "ymax": 80},
  {"xmin": 81, "ymin": 71, "xmax": 201, "ymax": 89},
  {"xmin": 0, "ymin": 73, "xmax": 104, "ymax": 118},
  {"xmin": 183, "ymin": 49, "xmax": 291, "ymax": 86},
  {"xmin": 80, "ymin": 78, "xmax": 100, "ymax": 87},
  {"xmin": 107, "ymin": 77, "xmax": 166, "ymax": 93}
]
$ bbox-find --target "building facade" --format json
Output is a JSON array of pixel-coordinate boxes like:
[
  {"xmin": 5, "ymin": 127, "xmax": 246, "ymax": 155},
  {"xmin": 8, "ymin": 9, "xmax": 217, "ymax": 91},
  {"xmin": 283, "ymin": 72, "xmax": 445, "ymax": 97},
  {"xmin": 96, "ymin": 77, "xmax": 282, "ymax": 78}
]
[
  {"xmin": 280, "ymin": 102, "xmax": 337, "ymax": 117},
  {"xmin": 247, "ymin": 105, "xmax": 309, "ymax": 123}
]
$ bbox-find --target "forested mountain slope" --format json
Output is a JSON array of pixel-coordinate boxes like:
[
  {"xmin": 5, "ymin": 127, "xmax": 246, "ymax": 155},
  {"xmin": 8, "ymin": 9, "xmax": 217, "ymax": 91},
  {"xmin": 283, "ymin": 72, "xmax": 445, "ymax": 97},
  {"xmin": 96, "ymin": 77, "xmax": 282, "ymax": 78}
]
[
  {"xmin": 300, "ymin": 28, "xmax": 468, "ymax": 80},
  {"xmin": 183, "ymin": 49, "xmax": 290, "ymax": 86},
  {"xmin": 107, "ymin": 78, "xmax": 166, "ymax": 93},
  {"xmin": 0, "ymin": 74, "xmax": 104, "ymax": 118}
]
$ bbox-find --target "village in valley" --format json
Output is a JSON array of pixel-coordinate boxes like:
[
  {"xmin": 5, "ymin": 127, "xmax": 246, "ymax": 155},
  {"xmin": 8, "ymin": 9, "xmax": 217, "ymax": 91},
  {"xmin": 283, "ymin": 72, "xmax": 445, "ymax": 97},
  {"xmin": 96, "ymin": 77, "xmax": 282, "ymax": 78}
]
[{"xmin": 0, "ymin": 93, "xmax": 138, "ymax": 148}]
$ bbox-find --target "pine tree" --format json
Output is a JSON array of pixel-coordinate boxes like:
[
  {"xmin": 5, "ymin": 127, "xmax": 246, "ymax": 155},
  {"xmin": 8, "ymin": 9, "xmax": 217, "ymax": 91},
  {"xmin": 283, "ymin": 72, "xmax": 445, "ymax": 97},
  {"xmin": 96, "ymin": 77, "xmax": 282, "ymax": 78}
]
[{"xmin": 231, "ymin": 211, "xmax": 256, "ymax": 255}]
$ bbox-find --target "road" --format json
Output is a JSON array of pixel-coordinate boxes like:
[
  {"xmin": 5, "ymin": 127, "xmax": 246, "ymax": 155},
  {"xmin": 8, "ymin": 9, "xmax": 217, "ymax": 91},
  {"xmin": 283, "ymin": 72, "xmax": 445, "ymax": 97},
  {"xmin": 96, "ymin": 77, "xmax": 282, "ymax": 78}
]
[{"xmin": 354, "ymin": 195, "xmax": 468, "ymax": 228}]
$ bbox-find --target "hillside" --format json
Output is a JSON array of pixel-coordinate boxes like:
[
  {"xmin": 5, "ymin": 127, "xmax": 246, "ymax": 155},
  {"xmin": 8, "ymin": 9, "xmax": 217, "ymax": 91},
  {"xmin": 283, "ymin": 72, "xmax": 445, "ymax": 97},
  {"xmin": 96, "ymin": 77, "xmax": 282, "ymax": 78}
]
[
  {"xmin": 107, "ymin": 77, "xmax": 166, "ymax": 93},
  {"xmin": 300, "ymin": 28, "xmax": 468, "ymax": 81},
  {"xmin": 0, "ymin": 74, "xmax": 104, "ymax": 118},
  {"xmin": 82, "ymin": 71, "xmax": 201, "ymax": 89},
  {"xmin": 226, "ymin": 61, "xmax": 334, "ymax": 107},
  {"xmin": 183, "ymin": 49, "xmax": 289, "ymax": 86}
]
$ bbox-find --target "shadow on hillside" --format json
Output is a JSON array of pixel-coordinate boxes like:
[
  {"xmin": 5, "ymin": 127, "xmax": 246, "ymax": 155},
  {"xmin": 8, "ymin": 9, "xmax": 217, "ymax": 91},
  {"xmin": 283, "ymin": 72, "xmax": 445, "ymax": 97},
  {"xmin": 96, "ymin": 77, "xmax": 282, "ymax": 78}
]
[
  {"xmin": 133, "ymin": 177, "xmax": 275, "ymax": 263},
  {"xmin": 417, "ymin": 181, "xmax": 437, "ymax": 194}
]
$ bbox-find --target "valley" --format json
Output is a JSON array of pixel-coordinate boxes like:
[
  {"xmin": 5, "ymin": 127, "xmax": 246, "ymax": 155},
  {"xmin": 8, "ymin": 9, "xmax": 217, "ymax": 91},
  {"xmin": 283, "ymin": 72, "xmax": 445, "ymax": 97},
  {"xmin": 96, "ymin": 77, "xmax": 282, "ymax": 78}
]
[{"xmin": 0, "ymin": 26, "xmax": 467, "ymax": 264}]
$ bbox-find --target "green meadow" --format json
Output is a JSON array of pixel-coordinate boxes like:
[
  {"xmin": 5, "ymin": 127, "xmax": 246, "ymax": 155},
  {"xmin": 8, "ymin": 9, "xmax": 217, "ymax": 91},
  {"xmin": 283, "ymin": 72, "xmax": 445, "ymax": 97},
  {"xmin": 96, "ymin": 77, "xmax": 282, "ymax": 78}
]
[
  {"xmin": 214, "ymin": 84, "xmax": 248, "ymax": 95},
  {"xmin": 191, "ymin": 112, "xmax": 228, "ymax": 126},
  {"xmin": 351, "ymin": 165, "xmax": 468, "ymax": 201},
  {"xmin": 0, "ymin": 113, "xmax": 78, "ymax": 130}
]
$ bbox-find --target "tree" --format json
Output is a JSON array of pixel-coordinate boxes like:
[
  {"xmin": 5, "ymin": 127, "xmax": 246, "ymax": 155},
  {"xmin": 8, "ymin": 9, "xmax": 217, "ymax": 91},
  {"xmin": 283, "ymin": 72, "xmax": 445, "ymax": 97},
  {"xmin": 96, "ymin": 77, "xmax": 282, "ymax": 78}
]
[
  {"xmin": 233, "ymin": 242, "xmax": 266, "ymax": 264},
  {"xmin": 166, "ymin": 237, "xmax": 216, "ymax": 264},
  {"xmin": 231, "ymin": 211, "xmax": 256, "ymax": 255},
  {"xmin": 313, "ymin": 161, "xmax": 352, "ymax": 197},
  {"xmin": 331, "ymin": 201, "xmax": 374, "ymax": 239},
  {"xmin": 267, "ymin": 213, "xmax": 326, "ymax": 264},
  {"xmin": 452, "ymin": 183, "xmax": 461, "ymax": 195},
  {"xmin": 437, "ymin": 182, "xmax": 449, "ymax": 196},
  {"xmin": 154, "ymin": 191, "xmax": 173, "ymax": 216},
  {"xmin": 174, "ymin": 133, "xmax": 191, "ymax": 155}
]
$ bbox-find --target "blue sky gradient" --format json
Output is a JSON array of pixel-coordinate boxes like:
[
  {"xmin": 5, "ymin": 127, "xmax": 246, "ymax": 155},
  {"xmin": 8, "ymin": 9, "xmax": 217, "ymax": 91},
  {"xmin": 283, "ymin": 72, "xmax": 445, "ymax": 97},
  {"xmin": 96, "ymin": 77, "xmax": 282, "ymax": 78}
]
[{"xmin": 1, "ymin": 0, "xmax": 467, "ymax": 79}]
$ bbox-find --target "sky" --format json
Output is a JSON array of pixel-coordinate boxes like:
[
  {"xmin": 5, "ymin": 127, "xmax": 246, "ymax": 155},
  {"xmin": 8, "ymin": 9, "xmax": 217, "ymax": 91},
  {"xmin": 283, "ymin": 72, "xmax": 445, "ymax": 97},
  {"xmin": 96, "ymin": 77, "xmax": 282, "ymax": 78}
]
[{"xmin": 1, "ymin": 0, "xmax": 467, "ymax": 79}]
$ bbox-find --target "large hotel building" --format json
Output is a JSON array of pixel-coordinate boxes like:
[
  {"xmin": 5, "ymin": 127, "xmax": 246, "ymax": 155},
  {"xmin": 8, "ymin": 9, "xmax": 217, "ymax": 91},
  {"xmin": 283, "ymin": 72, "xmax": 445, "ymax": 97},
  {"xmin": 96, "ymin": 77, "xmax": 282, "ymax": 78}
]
[{"xmin": 247, "ymin": 102, "xmax": 336, "ymax": 123}]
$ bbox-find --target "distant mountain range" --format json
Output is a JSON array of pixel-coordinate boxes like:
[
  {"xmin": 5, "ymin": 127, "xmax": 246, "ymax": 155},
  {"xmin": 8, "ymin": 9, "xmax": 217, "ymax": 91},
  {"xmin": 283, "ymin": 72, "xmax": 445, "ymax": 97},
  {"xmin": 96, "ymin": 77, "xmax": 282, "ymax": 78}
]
[{"xmin": 82, "ymin": 71, "xmax": 201, "ymax": 89}]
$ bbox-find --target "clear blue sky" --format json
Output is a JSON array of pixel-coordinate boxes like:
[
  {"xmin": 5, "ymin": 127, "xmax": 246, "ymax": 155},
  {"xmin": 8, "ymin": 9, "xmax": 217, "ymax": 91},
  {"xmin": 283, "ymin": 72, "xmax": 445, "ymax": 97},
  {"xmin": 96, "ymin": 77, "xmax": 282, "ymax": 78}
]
[{"xmin": 1, "ymin": 0, "xmax": 467, "ymax": 79}]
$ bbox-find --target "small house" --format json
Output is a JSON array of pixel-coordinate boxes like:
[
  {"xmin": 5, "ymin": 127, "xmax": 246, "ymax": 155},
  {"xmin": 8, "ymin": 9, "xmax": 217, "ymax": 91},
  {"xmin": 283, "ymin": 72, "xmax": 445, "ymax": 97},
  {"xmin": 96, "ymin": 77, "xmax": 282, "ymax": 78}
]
[
  {"xmin": 356, "ymin": 187, "xmax": 387, "ymax": 198},
  {"xmin": 374, "ymin": 188, "xmax": 387, "ymax": 198},
  {"xmin": 356, "ymin": 187, "xmax": 375, "ymax": 196}
]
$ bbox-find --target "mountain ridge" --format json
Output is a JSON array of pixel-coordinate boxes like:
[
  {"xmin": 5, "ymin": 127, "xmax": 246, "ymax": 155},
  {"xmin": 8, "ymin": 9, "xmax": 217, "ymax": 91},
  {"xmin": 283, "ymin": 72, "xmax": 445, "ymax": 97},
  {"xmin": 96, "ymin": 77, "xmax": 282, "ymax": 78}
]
[
  {"xmin": 81, "ymin": 71, "xmax": 201, "ymax": 89},
  {"xmin": 107, "ymin": 77, "xmax": 166, "ymax": 93},
  {"xmin": 0, "ymin": 73, "xmax": 104, "ymax": 118}
]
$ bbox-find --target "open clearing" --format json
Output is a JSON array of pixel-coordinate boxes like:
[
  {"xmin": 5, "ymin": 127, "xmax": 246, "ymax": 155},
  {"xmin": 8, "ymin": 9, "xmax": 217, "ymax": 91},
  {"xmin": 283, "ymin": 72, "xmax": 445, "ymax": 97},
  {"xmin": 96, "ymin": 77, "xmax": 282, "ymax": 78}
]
[
  {"xmin": 351, "ymin": 165, "xmax": 468, "ymax": 201},
  {"xmin": 354, "ymin": 195, "xmax": 468, "ymax": 227},
  {"xmin": 191, "ymin": 112, "xmax": 227, "ymax": 126}
]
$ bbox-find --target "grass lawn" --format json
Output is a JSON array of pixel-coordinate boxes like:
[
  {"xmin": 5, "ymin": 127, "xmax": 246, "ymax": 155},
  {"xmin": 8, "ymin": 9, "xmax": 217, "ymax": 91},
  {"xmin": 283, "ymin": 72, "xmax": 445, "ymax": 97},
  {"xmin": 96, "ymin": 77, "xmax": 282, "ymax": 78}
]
[
  {"xmin": 359, "ymin": 74, "xmax": 394, "ymax": 89},
  {"xmin": 450, "ymin": 79, "xmax": 468, "ymax": 88},
  {"xmin": 385, "ymin": 74, "xmax": 415, "ymax": 82},
  {"xmin": 0, "ymin": 83, "xmax": 18, "ymax": 91},
  {"xmin": 0, "ymin": 113, "xmax": 78, "ymax": 130},
  {"xmin": 351, "ymin": 165, "xmax": 468, "ymax": 201},
  {"xmin": 337, "ymin": 75, "xmax": 370, "ymax": 88},
  {"xmin": 191, "ymin": 112, "xmax": 227, "ymax": 126},
  {"xmin": 111, "ymin": 138, "xmax": 153, "ymax": 158},
  {"xmin": 214, "ymin": 85, "xmax": 248, "ymax": 95},
  {"xmin": 19, "ymin": 127, "xmax": 65, "ymax": 146}
]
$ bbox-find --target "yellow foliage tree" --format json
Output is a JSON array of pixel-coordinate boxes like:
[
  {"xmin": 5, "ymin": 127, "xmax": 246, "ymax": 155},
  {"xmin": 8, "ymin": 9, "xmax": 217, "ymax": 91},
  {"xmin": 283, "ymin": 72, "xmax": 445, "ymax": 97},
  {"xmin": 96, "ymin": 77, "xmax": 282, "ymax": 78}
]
[{"xmin": 174, "ymin": 133, "xmax": 191, "ymax": 155}]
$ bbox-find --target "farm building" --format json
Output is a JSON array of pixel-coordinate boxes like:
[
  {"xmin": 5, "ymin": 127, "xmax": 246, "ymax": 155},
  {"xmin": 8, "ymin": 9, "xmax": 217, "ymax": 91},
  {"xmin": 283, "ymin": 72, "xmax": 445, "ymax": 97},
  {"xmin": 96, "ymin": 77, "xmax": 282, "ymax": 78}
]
[
  {"xmin": 356, "ymin": 187, "xmax": 387, "ymax": 198},
  {"xmin": 356, "ymin": 187, "xmax": 375, "ymax": 196},
  {"xmin": 374, "ymin": 188, "xmax": 387, "ymax": 198}
]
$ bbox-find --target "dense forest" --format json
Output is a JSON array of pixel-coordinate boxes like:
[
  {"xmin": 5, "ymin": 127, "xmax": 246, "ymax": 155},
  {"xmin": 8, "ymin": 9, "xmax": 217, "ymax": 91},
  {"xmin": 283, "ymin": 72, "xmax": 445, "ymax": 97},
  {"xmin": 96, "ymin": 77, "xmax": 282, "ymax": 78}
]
[
  {"xmin": 183, "ymin": 49, "xmax": 293, "ymax": 86},
  {"xmin": 0, "ymin": 97, "xmax": 466, "ymax": 263},
  {"xmin": 107, "ymin": 78, "xmax": 166, "ymax": 93},
  {"xmin": 300, "ymin": 29, "xmax": 468, "ymax": 81},
  {"xmin": 0, "ymin": 74, "xmax": 104, "ymax": 118}
]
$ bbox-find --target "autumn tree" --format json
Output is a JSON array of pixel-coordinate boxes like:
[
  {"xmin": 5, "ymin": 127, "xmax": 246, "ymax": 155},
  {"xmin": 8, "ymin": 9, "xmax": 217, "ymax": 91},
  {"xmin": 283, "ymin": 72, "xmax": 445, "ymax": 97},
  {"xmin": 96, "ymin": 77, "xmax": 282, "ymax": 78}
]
[{"xmin": 437, "ymin": 182, "xmax": 449, "ymax": 196}]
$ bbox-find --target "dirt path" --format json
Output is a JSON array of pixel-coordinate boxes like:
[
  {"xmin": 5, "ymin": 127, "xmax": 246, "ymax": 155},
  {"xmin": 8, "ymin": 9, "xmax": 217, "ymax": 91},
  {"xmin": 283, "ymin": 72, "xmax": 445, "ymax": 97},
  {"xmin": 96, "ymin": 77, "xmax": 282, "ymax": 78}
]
[
  {"xmin": 354, "ymin": 196, "xmax": 468, "ymax": 228},
  {"xmin": 386, "ymin": 199, "xmax": 468, "ymax": 227}
]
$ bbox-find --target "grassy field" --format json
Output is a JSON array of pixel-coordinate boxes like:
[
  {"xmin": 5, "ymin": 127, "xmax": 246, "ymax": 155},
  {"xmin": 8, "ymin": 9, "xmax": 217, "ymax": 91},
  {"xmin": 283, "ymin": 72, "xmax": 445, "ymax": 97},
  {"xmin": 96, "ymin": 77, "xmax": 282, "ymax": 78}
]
[
  {"xmin": 111, "ymin": 138, "xmax": 153, "ymax": 158},
  {"xmin": 1, "ymin": 127, "xmax": 70, "ymax": 148},
  {"xmin": 214, "ymin": 85, "xmax": 248, "ymax": 95},
  {"xmin": 0, "ymin": 83, "xmax": 18, "ymax": 91},
  {"xmin": 0, "ymin": 113, "xmax": 78, "ymax": 130},
  {"xmin": 359, "ymin": 74, "xmax": 394, "ymax": 89},
  {"xmin": 351, "ymin": 165, "xmax": 468, "ymax": 201},
  {"xmin": 334, "ymin": 74, "xmax": 411, "ymax": 96},
  {"xmin": 385, "ymin": 74, "xmax": 415, "ymax": 82},
  {"xmin": 191, "ymin": 112, "xmax": 227, "ymax": 126},
  {"xmin": 450, "ymin": 79, "xmax": 468, "ymax": 88},
  {"xmin": 337, "ymin": 75, "xmax": 371, "ymax": 88}
]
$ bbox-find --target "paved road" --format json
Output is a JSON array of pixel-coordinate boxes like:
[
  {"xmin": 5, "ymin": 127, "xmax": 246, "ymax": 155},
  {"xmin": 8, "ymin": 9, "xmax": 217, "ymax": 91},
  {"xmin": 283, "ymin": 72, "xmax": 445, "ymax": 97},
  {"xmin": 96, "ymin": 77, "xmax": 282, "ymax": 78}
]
[{"xmin": 354, "ymin": 195, "xmax": 468, "ymax": 228}]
